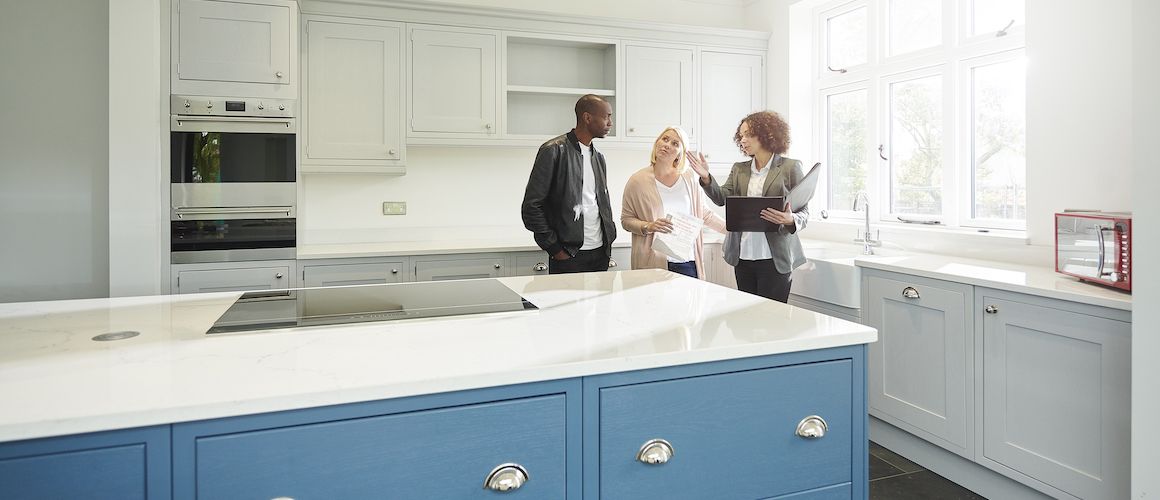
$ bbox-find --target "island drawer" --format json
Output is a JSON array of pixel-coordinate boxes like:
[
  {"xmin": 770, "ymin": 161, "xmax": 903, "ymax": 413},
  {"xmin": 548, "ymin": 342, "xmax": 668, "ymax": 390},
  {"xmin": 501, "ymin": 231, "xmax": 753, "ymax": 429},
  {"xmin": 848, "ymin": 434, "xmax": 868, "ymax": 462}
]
[
  {"xmin": 186, "ymin": 394, "xmax": 566, "ymax": 499},
  {"xmin": 597, "ymin": 359, "xmax": 853, "ymax": 499}
]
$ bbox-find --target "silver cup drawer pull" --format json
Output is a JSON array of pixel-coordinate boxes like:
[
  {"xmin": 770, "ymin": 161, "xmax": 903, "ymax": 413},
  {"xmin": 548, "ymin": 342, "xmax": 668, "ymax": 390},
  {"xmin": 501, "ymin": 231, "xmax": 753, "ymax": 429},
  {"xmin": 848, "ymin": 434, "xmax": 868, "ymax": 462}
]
[
  {"xmin": 902, "ymin": 286, "xmax": 920, "ymax": 299},
  {"xmin": 795, "ymin": 415, "xmax": 828, "ymax": 439},
  {"xmin": 636, "ymin": 438, "xmax": 675, "ymax": 465},
  {"xmin": 483, "ymin": 463, "xmax": 529, "ymax": 492}
]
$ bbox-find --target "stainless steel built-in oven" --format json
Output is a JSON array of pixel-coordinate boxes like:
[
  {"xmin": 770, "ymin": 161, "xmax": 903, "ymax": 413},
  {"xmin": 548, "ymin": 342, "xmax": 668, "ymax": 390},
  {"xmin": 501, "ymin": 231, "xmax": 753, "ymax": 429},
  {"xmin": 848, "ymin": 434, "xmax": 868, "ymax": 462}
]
[{"xmin": 170, "ymin": 95, "xmax": 297, "ymax": 264}]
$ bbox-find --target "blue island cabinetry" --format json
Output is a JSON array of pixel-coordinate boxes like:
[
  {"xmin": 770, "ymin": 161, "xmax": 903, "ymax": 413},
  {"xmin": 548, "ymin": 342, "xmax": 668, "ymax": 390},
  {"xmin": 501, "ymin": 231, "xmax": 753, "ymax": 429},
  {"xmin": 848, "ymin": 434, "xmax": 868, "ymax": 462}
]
[{"xmin": 0, "ymin": 346, "xmax": 866, "ymax": 499}]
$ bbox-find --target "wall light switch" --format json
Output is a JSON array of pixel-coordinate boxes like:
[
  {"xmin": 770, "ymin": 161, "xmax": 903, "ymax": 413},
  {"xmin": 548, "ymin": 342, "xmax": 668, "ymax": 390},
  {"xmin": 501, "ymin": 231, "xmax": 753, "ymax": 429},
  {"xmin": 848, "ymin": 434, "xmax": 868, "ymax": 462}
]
[{"xmin": 382, "ymin": 201, "xmax": 407, "ymax": 215}]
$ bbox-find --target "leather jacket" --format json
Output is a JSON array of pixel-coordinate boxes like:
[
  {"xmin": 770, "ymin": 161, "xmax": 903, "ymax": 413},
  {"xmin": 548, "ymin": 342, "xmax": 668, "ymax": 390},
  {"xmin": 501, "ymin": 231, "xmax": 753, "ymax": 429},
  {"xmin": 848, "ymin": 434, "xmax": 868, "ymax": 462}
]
[{"xmin": 521, "ymin": 130, "xmax": 616, "ymax": 258}]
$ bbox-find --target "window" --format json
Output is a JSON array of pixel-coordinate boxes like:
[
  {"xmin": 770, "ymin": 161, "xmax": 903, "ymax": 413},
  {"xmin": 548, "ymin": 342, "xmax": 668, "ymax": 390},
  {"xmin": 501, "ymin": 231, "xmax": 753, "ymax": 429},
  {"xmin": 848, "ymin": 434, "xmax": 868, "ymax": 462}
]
[{"xmin": 814, "ymin": 0, "xmax": 1026, "ymax": 230}]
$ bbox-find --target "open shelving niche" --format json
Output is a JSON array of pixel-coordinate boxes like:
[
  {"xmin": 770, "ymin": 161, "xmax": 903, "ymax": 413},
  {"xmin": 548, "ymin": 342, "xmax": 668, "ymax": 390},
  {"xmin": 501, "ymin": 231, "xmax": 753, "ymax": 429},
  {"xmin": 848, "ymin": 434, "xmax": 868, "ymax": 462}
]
[{"xmin": 503, "ymin": 34, "xmax": 618, "ymax": 139}]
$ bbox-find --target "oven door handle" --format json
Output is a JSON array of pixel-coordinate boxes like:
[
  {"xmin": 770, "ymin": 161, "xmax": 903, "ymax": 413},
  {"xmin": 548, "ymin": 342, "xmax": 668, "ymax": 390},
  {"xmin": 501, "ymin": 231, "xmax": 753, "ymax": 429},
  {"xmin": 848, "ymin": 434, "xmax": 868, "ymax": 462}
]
[
  {"xmin": 171, "ymin": 115, "xmax": 295, "ymax": 133},
  {"xmin": 1095, "ymin": 225, "xmax": 1110, "ymax": 276},
  {"xmin": 173, "ymin": 206, "xmax": 293, "ymax": 219}
]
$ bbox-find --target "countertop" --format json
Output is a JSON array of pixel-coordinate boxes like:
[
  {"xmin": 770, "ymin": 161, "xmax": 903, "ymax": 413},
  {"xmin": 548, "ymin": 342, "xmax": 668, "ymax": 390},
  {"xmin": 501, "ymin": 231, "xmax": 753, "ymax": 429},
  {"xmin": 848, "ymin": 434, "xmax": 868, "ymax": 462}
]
[
  {"xmin": 297, "ymin": 226, "xmax": 631, "ymax": 260},
  {"xmin": 0, "ymin": 270, "xmax": 876, "ymax": 442}
]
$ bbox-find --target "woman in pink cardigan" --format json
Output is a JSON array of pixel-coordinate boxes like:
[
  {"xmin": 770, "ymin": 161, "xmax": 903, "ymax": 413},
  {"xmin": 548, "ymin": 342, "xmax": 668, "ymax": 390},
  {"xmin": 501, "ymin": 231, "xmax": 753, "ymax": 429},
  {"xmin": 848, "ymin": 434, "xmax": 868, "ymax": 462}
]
[{"xmin": 620, "ymin": 126, "xmax": 726, "ymax": 279}]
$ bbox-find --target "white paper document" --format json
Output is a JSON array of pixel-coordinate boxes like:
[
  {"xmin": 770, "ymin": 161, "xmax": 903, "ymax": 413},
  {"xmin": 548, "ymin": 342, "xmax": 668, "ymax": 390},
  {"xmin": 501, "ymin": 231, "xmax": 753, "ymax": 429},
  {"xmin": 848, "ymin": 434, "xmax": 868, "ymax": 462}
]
[
  {"xmin": 786, "ymin": 162, "xmax": 822, "ymax": 211},
  {"xmin": 652, "ymin": 212, "xmax": 704, "ymax": 263}
]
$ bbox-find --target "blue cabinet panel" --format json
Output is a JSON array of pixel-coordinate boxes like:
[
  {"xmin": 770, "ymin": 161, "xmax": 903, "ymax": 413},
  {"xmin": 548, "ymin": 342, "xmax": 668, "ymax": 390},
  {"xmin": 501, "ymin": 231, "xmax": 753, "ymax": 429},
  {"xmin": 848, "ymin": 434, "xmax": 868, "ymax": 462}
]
[
  {"xmin": 598, "ymin": 359, "xmax": 854, "ymax": 499},
  {"xmin": 190, "ymin": 394, "xmax": 567, "ymax": 499},
  {"xmin": 0, "ymin": 426, "xmax": 170, "ymax": 500}
]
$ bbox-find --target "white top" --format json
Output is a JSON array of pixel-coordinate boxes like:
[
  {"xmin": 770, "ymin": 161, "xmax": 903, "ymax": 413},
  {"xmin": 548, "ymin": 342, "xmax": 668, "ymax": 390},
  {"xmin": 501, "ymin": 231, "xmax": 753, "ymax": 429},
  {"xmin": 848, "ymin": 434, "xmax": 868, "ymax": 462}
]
[
  {"xmin": 656, "ymin": 177, "xmax": 692, "ymax": 262},
  {"xmin": 578, "ymin": 142, "xmax": 603, "ymax": 250},
  {"xmin": 739, "ymin": 156, "xmax": 774, "ymax": 261},
  {"xmin": 0, "ymin": 270, "xmax": 875, "ymax": 442}
]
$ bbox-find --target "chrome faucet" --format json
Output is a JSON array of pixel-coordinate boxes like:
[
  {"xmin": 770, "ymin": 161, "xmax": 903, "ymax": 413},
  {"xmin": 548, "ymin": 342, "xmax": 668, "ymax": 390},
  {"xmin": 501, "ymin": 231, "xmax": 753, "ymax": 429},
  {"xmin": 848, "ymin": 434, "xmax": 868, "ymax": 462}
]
[{"xmin": 852, "ymin": 192, "xmax": 881, "ymax": 255}]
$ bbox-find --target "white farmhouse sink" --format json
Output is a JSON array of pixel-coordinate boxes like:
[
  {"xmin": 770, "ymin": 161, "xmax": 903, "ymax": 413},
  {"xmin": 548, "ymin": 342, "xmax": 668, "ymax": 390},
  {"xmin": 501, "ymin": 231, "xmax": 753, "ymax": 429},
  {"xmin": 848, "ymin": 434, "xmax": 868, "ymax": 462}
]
[{"xmin": 791, "ymin": 243, "xmax": 882, "ymax": 309}]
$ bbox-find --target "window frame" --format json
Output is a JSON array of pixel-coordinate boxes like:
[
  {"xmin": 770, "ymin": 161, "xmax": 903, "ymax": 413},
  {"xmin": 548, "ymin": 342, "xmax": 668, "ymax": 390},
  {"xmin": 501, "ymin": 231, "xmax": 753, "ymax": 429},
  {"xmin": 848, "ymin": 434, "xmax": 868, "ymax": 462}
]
[{"xmin": 812, "ymin": 0, "xmax": 1026, "ymax": 232}]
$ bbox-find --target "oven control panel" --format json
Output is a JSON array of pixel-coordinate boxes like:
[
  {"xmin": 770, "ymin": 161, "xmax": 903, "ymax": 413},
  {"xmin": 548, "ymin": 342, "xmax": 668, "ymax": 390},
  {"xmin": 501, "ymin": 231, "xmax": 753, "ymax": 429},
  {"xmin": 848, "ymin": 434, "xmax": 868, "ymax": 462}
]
[{"xmin": 171, "ymin": 95, "xmax": 295, "ymax": 118}]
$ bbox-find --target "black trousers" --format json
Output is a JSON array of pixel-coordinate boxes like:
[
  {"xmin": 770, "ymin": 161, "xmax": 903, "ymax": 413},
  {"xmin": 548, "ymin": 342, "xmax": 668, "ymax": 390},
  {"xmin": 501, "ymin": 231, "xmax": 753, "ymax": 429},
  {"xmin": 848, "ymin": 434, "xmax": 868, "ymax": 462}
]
[
  {"xmin": 548, "ymin": 247, "xmax": 610, "ymax": 274},
  {"xmin": 734, "ymin": 258, "xmax": 792, "ymax": 303}
]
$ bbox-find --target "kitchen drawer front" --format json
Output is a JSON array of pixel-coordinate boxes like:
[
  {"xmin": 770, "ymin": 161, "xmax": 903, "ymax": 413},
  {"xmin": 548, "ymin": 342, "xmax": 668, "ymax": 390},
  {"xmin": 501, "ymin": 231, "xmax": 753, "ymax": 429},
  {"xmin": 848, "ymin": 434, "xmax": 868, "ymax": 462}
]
[
  {"xmin": 0, "ymin": 426, "xmax": 170, "ymax": 500},
  {"xmin": 302, "ymin": 260, "xmax": 407, "ymax": 287},
  {"xmin": 191, "ymin": 394, "xmax": 566, "ymax": 499},
  {"xmin": 598, "ymin": 359, "xmax": 854, "ymax": 499},
  {"xmin": 413, "ymin": 254, "xmax": 506, "ymax": 281}
]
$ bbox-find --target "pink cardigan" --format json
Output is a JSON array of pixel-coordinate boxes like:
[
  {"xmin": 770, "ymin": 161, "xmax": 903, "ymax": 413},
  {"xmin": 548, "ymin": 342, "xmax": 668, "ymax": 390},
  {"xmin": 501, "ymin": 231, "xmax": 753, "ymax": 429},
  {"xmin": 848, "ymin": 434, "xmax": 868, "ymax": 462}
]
[{"xmin": 620, "ymin": 167, "xmax": 727, "ymax": 279}]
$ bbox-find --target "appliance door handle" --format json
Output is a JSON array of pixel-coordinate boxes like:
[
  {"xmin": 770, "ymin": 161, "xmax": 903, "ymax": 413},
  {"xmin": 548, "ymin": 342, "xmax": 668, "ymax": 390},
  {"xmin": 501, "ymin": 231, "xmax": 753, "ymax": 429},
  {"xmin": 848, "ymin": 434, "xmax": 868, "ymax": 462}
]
[
  {"xmin": 171, "ymin": 115, "xmax": 295, "ymax": 133},
  {"xmin": 174, "ymin": 206, "xmax": 293, "ymax": 219},
  {"xmin": 1096, "ymin": 225, "xmax": 1111, "ymax": 276}
]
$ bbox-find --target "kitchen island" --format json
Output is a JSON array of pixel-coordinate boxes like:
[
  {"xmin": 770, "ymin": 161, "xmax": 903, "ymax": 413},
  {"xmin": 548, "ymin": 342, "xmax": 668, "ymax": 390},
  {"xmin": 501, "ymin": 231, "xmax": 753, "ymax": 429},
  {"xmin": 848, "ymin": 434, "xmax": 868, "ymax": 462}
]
[{"xmin": 0, "ymin": 270, "xmax": 876, "ymax": 499}]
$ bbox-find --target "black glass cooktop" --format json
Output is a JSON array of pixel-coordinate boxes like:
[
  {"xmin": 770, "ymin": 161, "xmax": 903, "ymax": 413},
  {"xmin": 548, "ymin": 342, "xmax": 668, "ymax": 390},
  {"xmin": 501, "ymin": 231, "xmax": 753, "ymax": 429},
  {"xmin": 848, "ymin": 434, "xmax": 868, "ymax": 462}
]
[{"xmin": 206, "ymin": 279, "xmax": 537, "ymax": 335}]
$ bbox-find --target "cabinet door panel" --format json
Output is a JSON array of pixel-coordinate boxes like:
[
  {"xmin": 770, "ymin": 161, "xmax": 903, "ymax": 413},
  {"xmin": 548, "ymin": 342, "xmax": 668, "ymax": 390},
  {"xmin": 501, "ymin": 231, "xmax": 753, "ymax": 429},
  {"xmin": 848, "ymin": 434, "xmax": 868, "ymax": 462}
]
[
  {"xmin": 509, "ymin": 251, "xmax": 549, "ymax": 276},
  {"xmin": 865, "ymin": 272, "xmax": 972, "ymax": 457},
  {"xmin": 177, "ymin": 0, "xmax": 291, "ymax": 85},
  {"xmin": 177, "ymin": 265, "xmax": 290, "ymax": 294},
  {"xmin": 410, "ymin": 29, "xmax": 497, "ymax": 134},
  {"xmin": 414, "ymin": 256, "xmax": 504, "ymax": 281},
  {"xmin": 599, "ymin": 360, "xmax": 853, "ymax": 499},
  {"xmin": 302, "ymin": 261, "xmax": 406, "ymax": 287},
  {"xmin": 0, "ymin": 427, "xmax": 169, "ymax": 500},
  {"xmin": 305, "ymin": 20, "xmax": 402, "ymax": 164},
  {"xmin": 979, "ymin": 292, "xmax": 1129, "ymax": 500},
  {"xmin": 193, "ymin": 395, "xmax": 566, "ymax": 499},
  {"xmin": 625, "ymin": 46, "xmax": 693, "ymax": 139},
  {"xmin": 700, "ymin": 51, "xmax": 762, "ymax": 165}
]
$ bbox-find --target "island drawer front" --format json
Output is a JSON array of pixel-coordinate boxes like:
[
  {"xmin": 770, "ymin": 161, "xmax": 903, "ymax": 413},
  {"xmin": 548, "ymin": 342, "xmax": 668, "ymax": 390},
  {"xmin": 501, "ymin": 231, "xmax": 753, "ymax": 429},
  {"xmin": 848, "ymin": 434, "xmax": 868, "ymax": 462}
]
[
  {"xmin": 0, "ymin": 426, "xmax": 170, "ymax": 500},
  {"xmin": 599, "ymin": 360, "xmax": 853, "ymax": 499},
  {"xmin": 764, "ymin": 482, "xmax": 852, "ymax": 499},
  {"xmin": 191, "ymin": 394, "xmax": 566, "ymax": 499}
]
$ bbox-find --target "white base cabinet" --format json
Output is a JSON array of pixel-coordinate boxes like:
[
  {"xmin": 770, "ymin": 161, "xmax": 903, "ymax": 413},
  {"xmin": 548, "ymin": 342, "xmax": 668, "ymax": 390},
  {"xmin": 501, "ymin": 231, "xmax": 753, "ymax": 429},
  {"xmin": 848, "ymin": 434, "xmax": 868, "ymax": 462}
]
[
  {"xmin": 975, "ymin": 287, "xmax": 1130, "ymax": 500},
  {"xmin": 863, "ymin": 267, "xmax": 1131, "ymax": 500},
  {"xmin": 172, "ymin": 261, "xmax": 295, "ymax": 294}
]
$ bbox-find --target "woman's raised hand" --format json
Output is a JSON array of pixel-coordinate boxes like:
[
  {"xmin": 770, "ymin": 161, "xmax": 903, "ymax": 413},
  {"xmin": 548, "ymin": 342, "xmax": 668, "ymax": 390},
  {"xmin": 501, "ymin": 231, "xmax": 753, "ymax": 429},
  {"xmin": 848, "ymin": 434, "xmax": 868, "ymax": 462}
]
[{"xmin": 685, "ymin": 151, "xmax": 710, "ymax": 181}]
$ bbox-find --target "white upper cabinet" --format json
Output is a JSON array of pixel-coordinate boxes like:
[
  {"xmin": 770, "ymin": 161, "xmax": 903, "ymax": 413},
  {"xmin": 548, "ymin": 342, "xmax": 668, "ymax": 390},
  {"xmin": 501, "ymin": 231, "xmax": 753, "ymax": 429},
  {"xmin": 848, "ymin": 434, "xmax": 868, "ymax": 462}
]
[
  {"xmin": 303, "ymin": 18, "xmax": 404, "ymax": 173},
  {"xmin": 409, "ymin": 26, "xmax": 498, "ymax": 137},
  {"xmin": 172, "ymin": 0, "xmax": 297, "ymax": 98},
  {"xmin": 624, "ymin": 45, "xmax": 694, "ymax": 140},
  {"xmin": 699, "ymin": 51, "xmax": 763, "ymax": 165}
]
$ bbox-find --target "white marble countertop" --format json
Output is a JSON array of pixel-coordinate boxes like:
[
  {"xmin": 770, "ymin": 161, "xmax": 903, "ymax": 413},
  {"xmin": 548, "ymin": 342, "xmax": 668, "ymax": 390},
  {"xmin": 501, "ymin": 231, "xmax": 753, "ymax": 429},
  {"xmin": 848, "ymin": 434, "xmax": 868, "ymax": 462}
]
[
  {"xmin": 0, "ymin": 270, "xmax": 876, "ymax": 442},
  {"xmin": 791, "ymin": 240, "xmax": 1133, "ymax": 311}
]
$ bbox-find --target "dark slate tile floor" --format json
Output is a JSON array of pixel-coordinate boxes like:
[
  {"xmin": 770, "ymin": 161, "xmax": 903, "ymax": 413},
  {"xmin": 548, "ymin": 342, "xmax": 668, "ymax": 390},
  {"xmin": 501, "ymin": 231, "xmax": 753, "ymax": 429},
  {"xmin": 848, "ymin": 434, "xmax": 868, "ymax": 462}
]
[{"xmin": 869, "ymin": 441, "xmax": 988, "ymax": 499}]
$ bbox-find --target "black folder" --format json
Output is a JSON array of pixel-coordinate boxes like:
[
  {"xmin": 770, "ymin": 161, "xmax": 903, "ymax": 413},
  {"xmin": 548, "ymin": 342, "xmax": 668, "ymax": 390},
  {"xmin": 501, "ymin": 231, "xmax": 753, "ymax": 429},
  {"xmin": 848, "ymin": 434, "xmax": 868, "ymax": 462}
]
[{"xmin": 725, "ymin": 196, "xmax": 786, "ymax": 232}]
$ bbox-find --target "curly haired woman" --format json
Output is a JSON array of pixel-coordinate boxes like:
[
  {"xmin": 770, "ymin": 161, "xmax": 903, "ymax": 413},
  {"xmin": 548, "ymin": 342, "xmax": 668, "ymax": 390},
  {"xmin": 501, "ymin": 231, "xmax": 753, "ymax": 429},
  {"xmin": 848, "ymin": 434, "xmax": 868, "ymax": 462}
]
[{"xmin": 686, "ymin": 111, "xmax": 809, "ymax": 302}]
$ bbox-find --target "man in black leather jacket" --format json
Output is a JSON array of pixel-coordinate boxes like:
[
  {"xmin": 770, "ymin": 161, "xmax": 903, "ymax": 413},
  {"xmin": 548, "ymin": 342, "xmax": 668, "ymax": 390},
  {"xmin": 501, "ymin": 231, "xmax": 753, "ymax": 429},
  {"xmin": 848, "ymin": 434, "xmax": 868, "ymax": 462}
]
[{"xmin": 521, "ymin": 95, "xmax": 617, "ymax": 274}]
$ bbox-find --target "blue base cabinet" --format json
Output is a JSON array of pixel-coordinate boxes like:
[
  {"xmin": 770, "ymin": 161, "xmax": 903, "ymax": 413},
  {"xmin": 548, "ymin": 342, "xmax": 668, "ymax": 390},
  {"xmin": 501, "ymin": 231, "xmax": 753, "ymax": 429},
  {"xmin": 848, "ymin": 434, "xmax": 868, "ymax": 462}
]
[
  {"xmin": 1, "ymin": 345, "xmax": 867, "ymax": 499},
  {"xmin": 0, "ymin": 426, "xmax": 170, "ymax": 500}
]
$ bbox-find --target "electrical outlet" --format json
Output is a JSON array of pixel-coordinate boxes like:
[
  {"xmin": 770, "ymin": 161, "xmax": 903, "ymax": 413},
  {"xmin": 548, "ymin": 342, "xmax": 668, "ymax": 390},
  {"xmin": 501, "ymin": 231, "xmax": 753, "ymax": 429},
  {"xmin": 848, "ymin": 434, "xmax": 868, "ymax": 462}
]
[{"xmin": 382, "ymin": 201, "xmax": 407, "ymax": 215}]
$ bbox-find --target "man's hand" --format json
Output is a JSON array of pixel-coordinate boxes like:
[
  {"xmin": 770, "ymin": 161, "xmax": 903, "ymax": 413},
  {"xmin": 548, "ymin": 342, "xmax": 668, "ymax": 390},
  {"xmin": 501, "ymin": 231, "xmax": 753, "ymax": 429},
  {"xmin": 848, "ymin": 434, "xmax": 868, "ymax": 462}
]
[{"xmin": 553, "ymin": 250, "xmax": 571, "ymax": 260}]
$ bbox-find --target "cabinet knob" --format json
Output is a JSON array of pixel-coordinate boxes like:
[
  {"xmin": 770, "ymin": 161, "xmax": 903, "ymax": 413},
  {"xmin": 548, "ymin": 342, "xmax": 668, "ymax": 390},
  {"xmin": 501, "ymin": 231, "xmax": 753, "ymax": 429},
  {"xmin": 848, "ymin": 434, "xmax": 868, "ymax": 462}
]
[
  {"xmin": 609, "ymin": 259, "xmax": 617, "ymax": 268},
  {"xmin": 206, "ymin": 102, "xmax": 213, "ymax": 109},
  {"xmin": 985, "ymin": 305, "xmax": 999, "ymax": 314},
  {"xmin": 183, "ymin": 100, "xmax": 191, "ymax": 108},
  {"xmin": 533, "ymin": 262, "xmax": 547, "ymax": 272},
  {"xmin": 485, "ymin": 123, "xmax": 493, "ymax": 130},
  {"xmin": 636, "ymin": 438, "xmax": 675, "ymax": 465},
  {"xmin": 795, "ymin": 415, "xmax": 828, "ymax": 439},
  {"xmin": 494, "ymin": 263, "xmax": 502, "ymax": 269},
  {"xmin": 628, "ymin": 127, "xmax": 635, "ymax": 133},
  {"xmin": 388, "ymin": 148, "xmax": 397, "ymax": 156},
  {"xmin": 391, "ymin": 269, "xmax": 399, "ymax": 274},
  {"xmin": 278, "ymin": 104, "xmax": 285, "ymax": 111},
  {"xmin": 902, "ymin": 286, "xmax": 920, "ymax": 299},
  {"xmin": 483, "ymin": 463, "xmax": 529, "ymax": 492},
  {"xmin": 275, "ymin": 71, "xmax": 284, "ymax": 78},
  {"xmin": 275, "ymin": 273, "xmax": 284, "ymax": 279}
]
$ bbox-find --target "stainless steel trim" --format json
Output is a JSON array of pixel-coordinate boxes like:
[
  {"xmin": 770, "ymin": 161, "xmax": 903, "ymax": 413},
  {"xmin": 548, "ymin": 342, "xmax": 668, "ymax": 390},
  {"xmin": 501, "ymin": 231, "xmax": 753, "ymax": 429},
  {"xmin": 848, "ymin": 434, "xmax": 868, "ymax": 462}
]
[
  {"xmin": 173, "ymin": 206, "xmax": 294, "ymax": 219},
  {"xmin": 795, "ymin": 415, "xmax": 828, "ymax": 439},
  {"xmin": 170, "ymin": 115, "xmax": 296, "ymax": 134},
  {"xmin": 171, "ymin": 248, "xmax": 296, "ymax": 264},
  {"xmin": 482, "ymin": 463, "xmax": 529, "ymax": 492},
  {"xmin": 636, "ymin": 439, "xmax": 675, "ymax": 465}
]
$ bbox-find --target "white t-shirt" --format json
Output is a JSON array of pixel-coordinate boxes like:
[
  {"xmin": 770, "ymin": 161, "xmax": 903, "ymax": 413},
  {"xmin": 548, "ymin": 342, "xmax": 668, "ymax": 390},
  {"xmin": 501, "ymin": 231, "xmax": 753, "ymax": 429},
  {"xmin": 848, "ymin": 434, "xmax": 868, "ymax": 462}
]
[
  {"xmin": 738, "ymin": 156, "xmax": 774, "ymax": 261},
  {"xmin": 578, "ymin": 142, "xmax": 604, "ymax": 250},
  {"xmin": 655, "ymin": 176, "xmax": 692, "ymax": 262}
]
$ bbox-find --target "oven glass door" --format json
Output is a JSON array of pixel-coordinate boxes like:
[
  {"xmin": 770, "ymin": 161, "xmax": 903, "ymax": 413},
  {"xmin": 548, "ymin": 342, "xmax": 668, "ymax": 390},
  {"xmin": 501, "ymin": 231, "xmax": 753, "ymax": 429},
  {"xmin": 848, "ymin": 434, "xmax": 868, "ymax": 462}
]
[
  {"xmin": 171, "ymin": 218, "xmax": 296, "ymax": 253},
  {"xmin": 1057, "ymin": 217, "xmax": 1117, "ymax": 280},
  {"xmin": 171, "ymin": 131, "xmax": 295, "ymax": 183}
]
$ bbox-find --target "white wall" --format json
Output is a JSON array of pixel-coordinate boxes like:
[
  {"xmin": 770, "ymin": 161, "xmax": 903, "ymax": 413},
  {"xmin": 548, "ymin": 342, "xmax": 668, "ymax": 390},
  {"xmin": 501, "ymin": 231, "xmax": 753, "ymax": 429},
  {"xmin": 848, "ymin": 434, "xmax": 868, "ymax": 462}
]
[
  {"xmin": 0, "ymin": 0, "xmax": 109, "ymax": 302},
  {"xmin": 1131, "ymin": 0, "xmax": 1159, "ymax": 496}
]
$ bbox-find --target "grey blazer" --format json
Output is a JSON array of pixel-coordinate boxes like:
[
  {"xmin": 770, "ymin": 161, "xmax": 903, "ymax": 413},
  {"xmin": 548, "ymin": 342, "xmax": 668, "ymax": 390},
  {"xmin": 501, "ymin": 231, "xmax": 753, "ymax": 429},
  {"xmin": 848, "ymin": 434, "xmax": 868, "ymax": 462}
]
[{"xmin": 700, "ymin": 155, "xmax": 809, "ymax": 274}]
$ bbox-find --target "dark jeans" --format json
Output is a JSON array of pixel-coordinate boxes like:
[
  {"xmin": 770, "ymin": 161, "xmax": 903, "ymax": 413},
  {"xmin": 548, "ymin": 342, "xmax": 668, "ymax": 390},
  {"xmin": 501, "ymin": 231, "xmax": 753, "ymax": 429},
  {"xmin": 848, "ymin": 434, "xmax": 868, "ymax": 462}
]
[
  {"xmin": 734, "ymin": 258, "xmax": 792, "ymax": 303},
  {"xmin": 549, "ymin": 247, "xmax": 610, "ymax": 274},
  {"xmin": 667, "ymin": 260, "xmax": 698, "ymax": 279}
]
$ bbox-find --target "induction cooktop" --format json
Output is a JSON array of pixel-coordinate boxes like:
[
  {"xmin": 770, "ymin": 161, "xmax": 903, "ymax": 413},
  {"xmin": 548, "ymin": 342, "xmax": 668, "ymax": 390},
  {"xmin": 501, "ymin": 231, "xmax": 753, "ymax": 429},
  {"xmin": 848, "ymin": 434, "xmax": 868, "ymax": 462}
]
[{"xmin": 206, "ymin": 279, "xmax": 538, "ymax": 335}]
